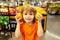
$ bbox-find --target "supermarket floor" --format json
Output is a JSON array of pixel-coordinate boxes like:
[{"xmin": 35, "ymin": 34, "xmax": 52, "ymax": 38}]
[{"xmin": 0, "ymin": 14, "xmax": 60, "ymax": 40}]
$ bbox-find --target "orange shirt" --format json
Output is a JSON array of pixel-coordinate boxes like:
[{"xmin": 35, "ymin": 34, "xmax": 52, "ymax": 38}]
[{"xmin": 20, "ymin": 22, "xmax": 38, "ymax": 40}]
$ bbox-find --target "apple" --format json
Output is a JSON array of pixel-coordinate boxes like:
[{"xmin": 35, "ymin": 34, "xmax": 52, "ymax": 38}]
[
  {"xmin": 9, "ymin": 9, "xmax": 14, "ymax": 14},
  {"xmin": 13, "ymin": 9, "xmax": 18, "ymax": 13},
  {"xmin": 10, "ymin": 8, "xmax": 19, "ymax": 15}
]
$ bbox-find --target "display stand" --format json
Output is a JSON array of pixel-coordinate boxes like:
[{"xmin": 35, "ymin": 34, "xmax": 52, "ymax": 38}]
[
  {"xmin": 0, "ymin": 1, "xmax": 17, "ymax": 38},
  {"xmin": 47, "ymin": 2, "xmax": 60, "ymax": 15}
]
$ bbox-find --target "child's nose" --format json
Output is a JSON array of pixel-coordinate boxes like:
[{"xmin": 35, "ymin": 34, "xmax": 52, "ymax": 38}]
[{"xmin": 27, "ymin": 15, "xmax": 30, "ymax": 18}]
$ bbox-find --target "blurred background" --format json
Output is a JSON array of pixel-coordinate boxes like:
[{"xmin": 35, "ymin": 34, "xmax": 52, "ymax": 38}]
[{"xmin": 0, "ymin": 0, "xmax": 60, "ymax": 40}]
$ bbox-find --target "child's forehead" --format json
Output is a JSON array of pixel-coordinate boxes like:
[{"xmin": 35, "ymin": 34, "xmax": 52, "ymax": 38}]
[
  {"xmin": 22, "ymin": 6, "xmax": 36, "ymax": 14},
  {"xmin": 23, "ymin": 10, "xmax": 34, "ymax": 14}
]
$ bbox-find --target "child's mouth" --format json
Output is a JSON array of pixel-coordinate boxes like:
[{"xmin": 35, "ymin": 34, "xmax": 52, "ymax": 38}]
[{"xmin": 26, "ymin": 19, "xmax": 31, "ymax": 20}]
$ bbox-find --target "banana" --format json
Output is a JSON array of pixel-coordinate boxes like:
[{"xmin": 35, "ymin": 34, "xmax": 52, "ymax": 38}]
[
  {"xmin": 35, "ymin": 6, "xmax": 46, "ymax": 14},
  {"xmin": 35, "ymin": 12, "xmax": 41, "ymax": 20}
]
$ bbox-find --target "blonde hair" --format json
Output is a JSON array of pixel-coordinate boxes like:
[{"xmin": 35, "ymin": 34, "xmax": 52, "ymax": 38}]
[{"xmin": 21, "ymin": 6, "xmax": 37, "ymax": 22}]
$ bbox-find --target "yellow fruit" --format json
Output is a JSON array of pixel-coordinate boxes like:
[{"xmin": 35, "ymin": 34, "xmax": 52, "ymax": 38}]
[
  {"xmin": 16, "ymin": 6, "xmax": 23, "ymax": 12},
  {"xmin": 16, "ymin": 6, "xmax": 23, "ymax": 9},
  {"xmin": 10, "ymin": 16, "xmax": 15, "ymax": 19},
  {"xmin": 5, "ymin": 8, "xmax": 8, "ymax": 10},
  {"xmin": 35, "ymin": 7, "xmax": 46, "ymax": 14},
  {"xmin": 35, "ymin": 12, "xmax": 41, "ymax": 19},
  {"xmin": 2, "ymin": 9, "xmax": 8, "ymax": 12},
  {"xmin": 23, "ymin": 2, "xmax": 31, "ymax": 6},
  {"xmin": 16, "ymin": 13, "xmax": 22, "ymax": 19},
  {"xmin": 9, "ymin": 8, "xmax": 14, "ymax": 11},
  {"xmin": 1, "ymin": 6, "xmax": 5, "ymax": 8},
  {"xmin": 19, "ymin": 6, "xmax": 23, "ymax": 8}
]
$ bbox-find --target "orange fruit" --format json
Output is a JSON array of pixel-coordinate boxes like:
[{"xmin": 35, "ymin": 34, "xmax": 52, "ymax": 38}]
[
  {"xmin": 16, "ymin": 13, "xmax": 22, "ymax": 19},
  {"xmin": 9, "ymin": 8, "xmax": 14, "ymax": 11}
]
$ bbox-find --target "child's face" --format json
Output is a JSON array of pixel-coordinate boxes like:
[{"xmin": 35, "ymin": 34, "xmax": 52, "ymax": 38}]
[{"xmin": 23, "ymin": 11, "xmax": 34, "ymax": 23}]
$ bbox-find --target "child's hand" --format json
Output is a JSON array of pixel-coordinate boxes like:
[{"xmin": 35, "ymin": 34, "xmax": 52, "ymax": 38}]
[{"xmin": 15, "ymin": 15, "xmax": 22, "ymax": 23}]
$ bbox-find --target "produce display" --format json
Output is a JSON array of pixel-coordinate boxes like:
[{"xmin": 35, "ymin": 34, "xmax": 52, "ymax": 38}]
[
  {"xmin": 0, "ymin": 1, "xmax": 47, "ymax": 21},
  {"xmin": 1, "ymin": 8, "xmax": 8, "ymax": 15},
  {"xmin": 48, "ymin": 3, "xmax": 60, "ymax": 15},
  {"xmin": 0, "ymin": 1, "xmax": 46, "ymax": 15},
  {"xmin": 0, "ymin": 16, "xmax": 9, "ymax": 25},
  {"xmin": 0, "ymin": 1, "xmax": 47, "ymax": 32},
  {"xmin": 9, "ymin": 8, "xmax": 18, "ymax": 15},
  {"xmin": 0, "ymin": 2, "xmax": 4, "ymax": 6},
  {"xmin": 49, "ymin": 3, "xmax": 60, "ymax": 8},
  {"xmin": 0, "ymin": 2, "xmax": 18, "ymax": 15},
  {"xmin": 0, "ymin": 2, "xmax": 46, "ymax": 25},
  {"xmin": 0, "ymin": 2, "xmax": 8, "ymax": 15},
  {"xmin": 8, "ymin": 2, "xmax": 18, "ymax": 15}
]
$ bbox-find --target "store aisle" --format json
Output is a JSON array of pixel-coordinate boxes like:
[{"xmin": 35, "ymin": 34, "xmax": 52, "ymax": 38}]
[
  {"xmin": 47, "ymin": 14, "xmax": 60, "ymax": 36},
  {"xmin": 45, "ymin": 14, "xmax": 60, "ymax": 40},
  {"xmin": 39, "ymin": 14, "xmax": 60, "ymax": 40},
  {"xmin": 0, "ymin": 14, "xmax": 60, "ymax": 40}
]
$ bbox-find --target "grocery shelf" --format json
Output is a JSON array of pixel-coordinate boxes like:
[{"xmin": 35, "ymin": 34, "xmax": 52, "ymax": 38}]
[{"xmin": 47, "ymin": 2, "xmax": 60, "ymax": 15}]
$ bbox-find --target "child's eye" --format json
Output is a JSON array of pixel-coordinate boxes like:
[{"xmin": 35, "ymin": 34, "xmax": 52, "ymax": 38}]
[
  {"xmin": 30, "ymin": 14, "xmax": 33, "ymax": 15},
  {"xmin": 25, "ymin": 13, "xmax": 27, "ymax": 15}
]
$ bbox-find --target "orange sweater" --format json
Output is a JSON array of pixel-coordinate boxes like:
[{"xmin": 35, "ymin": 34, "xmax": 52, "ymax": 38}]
[{"xmin": 20, "ymin": 22, "xmax": 38, "ymax": 40}]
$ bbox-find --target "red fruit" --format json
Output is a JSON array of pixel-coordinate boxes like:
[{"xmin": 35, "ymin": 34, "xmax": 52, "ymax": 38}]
[
  {"xmin": 13, "ymin": 9, "xmax": 18, "ymax": 13},
  {"xmin": 10, "ymin": 10, "xmax": 14, "ymax": 14}
]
